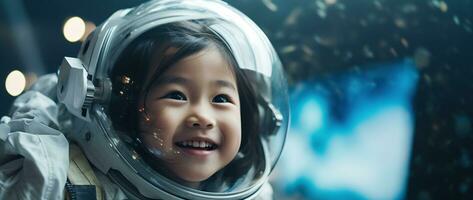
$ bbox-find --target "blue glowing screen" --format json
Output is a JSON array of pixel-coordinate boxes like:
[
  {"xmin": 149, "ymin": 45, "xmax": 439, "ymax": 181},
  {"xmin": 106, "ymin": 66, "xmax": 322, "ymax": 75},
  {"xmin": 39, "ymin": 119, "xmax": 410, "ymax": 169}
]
[{"xmin": 273, "ymin": 59, "xmax": 419, "ymax": 200}]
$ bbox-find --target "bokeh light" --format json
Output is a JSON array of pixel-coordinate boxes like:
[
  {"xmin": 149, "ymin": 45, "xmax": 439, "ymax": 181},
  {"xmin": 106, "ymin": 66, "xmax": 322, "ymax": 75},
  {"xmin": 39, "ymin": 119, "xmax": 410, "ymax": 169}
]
[
  {"xmin": 63, "ymin": 16, "xmax": 86, "ymax": 42},
  {"xmin": 324, "ymin": 0, "xmax": 337, "ymax": 5},
  {"xmin": 5, "ymin": 70, "xmax": 26, "ymax": 96}
]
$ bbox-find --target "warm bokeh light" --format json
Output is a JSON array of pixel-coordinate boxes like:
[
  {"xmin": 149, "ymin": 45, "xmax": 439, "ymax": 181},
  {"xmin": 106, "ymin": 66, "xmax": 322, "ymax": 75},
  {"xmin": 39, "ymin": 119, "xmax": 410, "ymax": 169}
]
[
  {"xmin": 5, "ymin": 70, "xmax": 26, "ymax": 96},
  {"xmin": 63, "ymin": 16, "xmax": 86, "ymax": 42}
]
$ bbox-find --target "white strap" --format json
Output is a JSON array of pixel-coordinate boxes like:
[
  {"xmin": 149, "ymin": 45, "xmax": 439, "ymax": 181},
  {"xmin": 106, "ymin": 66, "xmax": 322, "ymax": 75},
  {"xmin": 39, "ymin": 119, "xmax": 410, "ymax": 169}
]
[{"xmin": 68, "ymin": 143, "xmax": 104, "ymax": 200}]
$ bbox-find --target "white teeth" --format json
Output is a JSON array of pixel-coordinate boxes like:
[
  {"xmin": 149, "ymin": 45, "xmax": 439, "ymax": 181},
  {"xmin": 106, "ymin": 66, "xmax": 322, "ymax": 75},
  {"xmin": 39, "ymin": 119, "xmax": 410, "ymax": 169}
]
[{"xmin": 178, "ymin": 140, "xmax": 215, "ymax": 149}]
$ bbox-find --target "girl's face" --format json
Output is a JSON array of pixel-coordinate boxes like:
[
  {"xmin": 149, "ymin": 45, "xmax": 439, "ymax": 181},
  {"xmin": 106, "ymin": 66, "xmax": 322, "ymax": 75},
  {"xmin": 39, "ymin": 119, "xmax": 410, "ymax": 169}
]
[{"xmin": 139, "ymin": 47, "xmax": 242, "ymax": 185}]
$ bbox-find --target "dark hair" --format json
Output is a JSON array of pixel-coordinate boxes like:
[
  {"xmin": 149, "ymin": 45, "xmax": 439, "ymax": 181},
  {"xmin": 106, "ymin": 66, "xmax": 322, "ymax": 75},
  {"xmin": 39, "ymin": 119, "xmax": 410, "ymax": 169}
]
[{"xmin": 109, "ymin": 20, "xmax": 264, "ymax": 190}]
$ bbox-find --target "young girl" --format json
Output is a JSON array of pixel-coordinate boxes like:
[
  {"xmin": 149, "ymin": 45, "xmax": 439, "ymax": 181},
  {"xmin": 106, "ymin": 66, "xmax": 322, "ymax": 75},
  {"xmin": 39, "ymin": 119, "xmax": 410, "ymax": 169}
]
[
  {"xmin": 0, "ymin": 0, "xmax": 289, "ymax": 199},
  {"xmin": 110, "ymin": 20, "xmax": 265, "ymax": 191}
]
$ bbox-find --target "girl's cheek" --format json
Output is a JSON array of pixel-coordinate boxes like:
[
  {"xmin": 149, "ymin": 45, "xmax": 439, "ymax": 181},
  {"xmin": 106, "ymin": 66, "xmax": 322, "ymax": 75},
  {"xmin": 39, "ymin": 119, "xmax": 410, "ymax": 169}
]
[
  {"xmin": 149, "ymin": 107, "xmax": 182, "ymax": 130},
  {"xmin": 219, "ymin": 112, "xmax": 242, "ymax": 138}
]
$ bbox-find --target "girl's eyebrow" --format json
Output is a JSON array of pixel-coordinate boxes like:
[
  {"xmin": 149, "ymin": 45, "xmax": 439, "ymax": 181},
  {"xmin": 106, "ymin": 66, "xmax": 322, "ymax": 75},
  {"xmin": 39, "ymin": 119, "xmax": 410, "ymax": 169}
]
[
  {"xmin": 215, "ymin": 80, "xmax": 237, "ymax": 91},
  {"xmin": 155, "ymin": 76, "xmax": 188, "ymax": 85},
  {"xmin": 156, "ymin": 76, "xmax": 237, "ymax": 91}
]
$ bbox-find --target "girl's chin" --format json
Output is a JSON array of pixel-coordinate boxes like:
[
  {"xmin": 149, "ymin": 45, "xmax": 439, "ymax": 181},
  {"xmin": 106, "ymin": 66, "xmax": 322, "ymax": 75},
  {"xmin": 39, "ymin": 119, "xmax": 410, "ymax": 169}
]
[{"xmin": 151, "ymin": 160, "xmax": 214, "ymax": 187}]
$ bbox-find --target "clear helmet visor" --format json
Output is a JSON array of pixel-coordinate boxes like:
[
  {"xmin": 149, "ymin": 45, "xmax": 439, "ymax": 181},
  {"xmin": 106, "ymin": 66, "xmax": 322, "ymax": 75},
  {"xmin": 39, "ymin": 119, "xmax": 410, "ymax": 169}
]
[{"xmin": 83, "ymin": 0, "xmax": 289, "ymax": 198}]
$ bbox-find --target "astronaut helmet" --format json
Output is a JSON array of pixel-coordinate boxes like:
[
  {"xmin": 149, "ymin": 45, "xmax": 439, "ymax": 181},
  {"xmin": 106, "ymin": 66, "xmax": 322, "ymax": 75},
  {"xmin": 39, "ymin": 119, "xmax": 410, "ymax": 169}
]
[{"xmin": 57, "ymin": 0, "xmax": 289, "ymax": 199}]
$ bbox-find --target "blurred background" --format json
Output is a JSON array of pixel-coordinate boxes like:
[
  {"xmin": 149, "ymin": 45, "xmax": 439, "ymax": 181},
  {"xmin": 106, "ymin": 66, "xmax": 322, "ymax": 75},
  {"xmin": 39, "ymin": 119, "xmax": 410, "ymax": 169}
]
[{"xmin": 1, "ymin": 0, "xmax": 472, "ymax": 199}]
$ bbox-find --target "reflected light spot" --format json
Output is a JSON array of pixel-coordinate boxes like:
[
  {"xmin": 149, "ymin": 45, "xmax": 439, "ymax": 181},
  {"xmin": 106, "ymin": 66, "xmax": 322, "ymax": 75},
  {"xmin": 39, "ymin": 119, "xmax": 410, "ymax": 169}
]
[
  {"xmin": 63, "ymin": 16, "xmax": 86, "ymax": 42},
  {"xmin": 5, "ymin": 70, "xmax": 26, "ymax": 96},
  {"xmin": 439, "ymin": 1, "xmax": 448, "ymax": 13},
  {"xmin": 262, "ymin": 0, "xmax": 278, "ymax": 12}
]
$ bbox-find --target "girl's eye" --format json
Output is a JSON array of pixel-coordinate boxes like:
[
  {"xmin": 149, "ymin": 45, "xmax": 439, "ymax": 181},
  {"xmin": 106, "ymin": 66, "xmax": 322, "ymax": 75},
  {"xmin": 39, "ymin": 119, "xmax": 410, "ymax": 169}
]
[
  {"xmin": 161, "ymin": 91, "xmax": 187, "ymax": 101},
  {"xmin": 213, "ymin": 94, "xmax": 232, "ymax": 103}
]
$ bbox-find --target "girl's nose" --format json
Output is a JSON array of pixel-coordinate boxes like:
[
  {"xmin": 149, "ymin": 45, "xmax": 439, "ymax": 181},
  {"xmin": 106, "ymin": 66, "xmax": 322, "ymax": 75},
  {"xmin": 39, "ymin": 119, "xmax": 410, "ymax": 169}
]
[
  {"xmin": 186, "ymin": 105, "xmax": 215, "ymax": 129},
  {"xmin": 186, "ymin": 117, "xmax": 214, "ymax": 129}
]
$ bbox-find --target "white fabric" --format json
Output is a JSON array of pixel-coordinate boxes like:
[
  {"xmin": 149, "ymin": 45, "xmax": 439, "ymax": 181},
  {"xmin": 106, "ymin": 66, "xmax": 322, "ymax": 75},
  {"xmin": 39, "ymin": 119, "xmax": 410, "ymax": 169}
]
[{"xmin": 0, "ymin": 90, "xmax": 69, "ymax": 200}]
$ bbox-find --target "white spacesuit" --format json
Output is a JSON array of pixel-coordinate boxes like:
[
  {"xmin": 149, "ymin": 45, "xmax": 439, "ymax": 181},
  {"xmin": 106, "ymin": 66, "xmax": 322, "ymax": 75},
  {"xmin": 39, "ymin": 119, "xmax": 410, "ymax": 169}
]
[{"xmin": 0, "ymin": 0, "xmax": 289, "ymax": 199}]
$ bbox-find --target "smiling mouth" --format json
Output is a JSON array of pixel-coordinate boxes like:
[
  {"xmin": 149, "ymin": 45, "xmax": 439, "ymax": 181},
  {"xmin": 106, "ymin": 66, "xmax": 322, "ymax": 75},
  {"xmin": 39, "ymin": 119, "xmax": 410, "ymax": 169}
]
[{"xmin": 175, "ymin": 140, "xmax": 218, "ymax": 151}]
